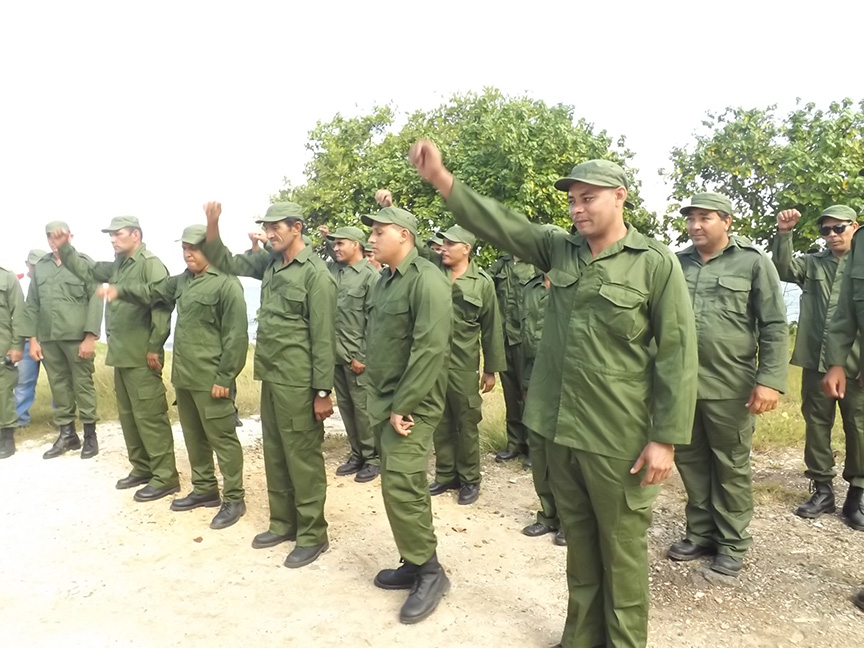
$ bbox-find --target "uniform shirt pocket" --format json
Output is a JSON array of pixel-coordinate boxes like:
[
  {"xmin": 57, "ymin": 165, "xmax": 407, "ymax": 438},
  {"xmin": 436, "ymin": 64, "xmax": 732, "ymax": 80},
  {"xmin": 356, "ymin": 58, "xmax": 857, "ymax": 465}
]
[
  {"xmin": 595, "ymin": 283, "xmax": 647, "ymax": 341},
  {"xmin": 716, "ymin": 275, "xmax": 751, "ymax": 314}
]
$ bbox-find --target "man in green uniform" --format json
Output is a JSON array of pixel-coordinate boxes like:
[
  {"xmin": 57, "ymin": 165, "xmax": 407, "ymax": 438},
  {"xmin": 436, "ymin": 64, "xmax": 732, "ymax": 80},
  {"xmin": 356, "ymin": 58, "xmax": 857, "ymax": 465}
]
[
  {"xmin": 427, "ymin": 224, "xmax": 505, "ymax": 505},
  {"xmin": 426, "ymin": 234, "xmax": 444, "ymax": 255},
  {"xmin": 51, "ymin": 217, "xmax": 179, "ymax": 501},
  {"xmin": 410, "ymin": 140, "xmax": 698, "ymax": 648},
  {"xmin": 488, "ymin": 252, "xmax": 536, "ymax": 464},
  {"xmin": 15, "ymin": 249, "xmax": 48, "ymax": 428},
  {"xmin": 0, "ymin": 267, "xmax": 25, "ymax": 459},
  {"xmin": 773, "ymin": 206, "xmax": 864, "ymax": 520},
  {"xmin": 364, "ymin": 242, "xmax": 383, "ymax": 271},
  {"xmin": 668, "ymin": 193, "xmax": 788, "ymax": 576},
  {"xmin": 102, "ymin": 224, "xmax": 249, "ymax": 529},
  {"xmin": 24, "ymin": 222, "xmax": 102, "ymax": 460},
  {"xmin": 361, "ymin": 205, "xmax": 453, "ymax": 624},
  {"xmin": 322, "ymin": 225, "xmax": 380, "ymax": 483},
  {"xmin": 202, "ymin": 201, "xmax": 336, "ymax": 567}
]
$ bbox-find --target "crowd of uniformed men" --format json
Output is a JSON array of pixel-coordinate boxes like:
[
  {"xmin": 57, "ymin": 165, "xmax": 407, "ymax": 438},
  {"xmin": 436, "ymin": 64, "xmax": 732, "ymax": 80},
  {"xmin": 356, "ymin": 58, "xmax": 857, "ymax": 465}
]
[{"xmin": 1, "ymin": 139, "xmax": 863, "ymax": 646}]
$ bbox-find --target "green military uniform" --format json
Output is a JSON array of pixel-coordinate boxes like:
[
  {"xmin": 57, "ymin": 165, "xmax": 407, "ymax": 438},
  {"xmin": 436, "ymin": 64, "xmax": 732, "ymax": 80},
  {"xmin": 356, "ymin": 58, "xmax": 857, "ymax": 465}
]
[
  {"xmin": 488, "ymin": 254, "xmax": 537, "ymax": 456},
  {"xmin": 773, "ymin": 222, "xmax": 864, "ymax": 490},
  {"xmin": 116, "ymin": 259, "xmax": 248, "ymax": 503},
  {"xmin": 445, "ymin": 168, "xmax": 698, "ymax": 648},
  {"xmin": 22, "ymin": 248, "xmax": 102, "ymax": 429},
  {"xmin": 433, "ymin": 250, "xmax": 506, "ymax": 488},
  {"xmin": 201, "ymin": 218, "xmax": 336, "ymax": 547},
  {"xmin": 520, "ymin": 270, "xmax": 558, "ymax": 530},
  {"xmin": 326, "ymin": 227, "xmax": 379, "ymax": 470},
  {"xmin": 59, "ymin": 224, "xmax": 178, "ymax": 490},
  {"xmin": 0, "ymin": 268, "xmax": 25, "ymax": 451},
  {"xmin": 676, "ymin": 231, "xmax": 788, "ymax": 559}
]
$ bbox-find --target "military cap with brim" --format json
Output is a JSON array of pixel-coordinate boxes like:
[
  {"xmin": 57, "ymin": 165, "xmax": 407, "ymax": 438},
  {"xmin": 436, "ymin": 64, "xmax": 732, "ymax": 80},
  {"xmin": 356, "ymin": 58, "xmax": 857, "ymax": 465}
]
[
  {"xmin": 255, "ymin": 202, "xmax": 304, "ymax": 224},
  {"xmin": 326, "ymin": 226, "xmax": 366, "ymax": 244},
  {"xmin": 438, "ymin": 225, "xmax": 476, "ymax": 247},
  {"xmin": 45, "ymin": 220, "xmax": 70, "ymax": 235},
  {"xmin": 364, "ymin": 241, "xmax": 374, "ymax": 252},
  {"xmin": 680, "ymin": 192, "xmax": 734, "ymax": 217},
  {"xmin": 101, "ymin": 216, "xmax": 141, "ymax": 233},
  {"xmin": 554, "ymin": 160, "xmax": 635, "ymax": 209},
  {"xmin": 817, "ymin": 205, "xmax": 858, "ymax": 224},
  {"xmin": 427, "ymin": 234, "xmax": 444, "ymax": 247},
  {"xmin": 361, "ymin": 207, "xmax": 419, "ymax": 240},
  {"xmin": 27, "ymin": 249, "xmax": 49, "ymax": 266},
  {"xmin": 176, "ymin": 224, "xmax": 206, "ymax": 245}
]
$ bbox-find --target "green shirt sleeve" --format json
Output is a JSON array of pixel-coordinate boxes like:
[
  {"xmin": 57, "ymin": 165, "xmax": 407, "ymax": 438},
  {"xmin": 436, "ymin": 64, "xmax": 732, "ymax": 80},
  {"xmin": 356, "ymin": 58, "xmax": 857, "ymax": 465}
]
[
  {"xmin": 214, "ymin": 278, "xmax": 249, "ymax": 388},
  {"xmin": 8, "ymin": 274, "xmax": 25, "ymax": 352},
  {"xmin": 752, "ymin": 255, "xmax": 789, "ymax": 393},
  {"xmin": 392, "ymin": 270, "xmax": 452, "ymax": 416},
  {"xmin": 479, "ymin": 278, "xmax": 507, "ymax": 374},
  {"xmin": 116, "ymin": 275, "xmax": 181, "ymax": 310},
  {"xmin": 84, "ymin": 279, "xmax": 104, "ymax": 338},
  {"xmin": 57, "ymin": 243, "xmax": 115, "ymax": 284},
  {"xmin": 771, "ymin": 231, "xmax": 807, "ymax": 285},
  {"xmin": 143, "ymin": 258, "xmax": 171, "ymax": 354},
  {"xmin": 20, "ymin": 273, "xmax": 39, "ymax": 340},
  {"xmin": 825, "ymin": 239, "xmax": 859, "ymax": 367},
  {"xmin": 308, "ymin": 267, "xmax": 337, "ymax": 392},
  {"xmin": 201, "ymin": 235, "xmax": 272, "ymax": 280}
]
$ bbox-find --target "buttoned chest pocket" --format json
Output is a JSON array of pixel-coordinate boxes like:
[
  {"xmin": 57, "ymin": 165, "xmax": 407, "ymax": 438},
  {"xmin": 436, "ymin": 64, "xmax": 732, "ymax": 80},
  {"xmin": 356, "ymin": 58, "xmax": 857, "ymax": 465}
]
[
  {"xmin": 716, "ymin": 275, "xmax": 751, "ymax": 314},
  {"xmin": 381, "ymin": 298, "xmax": 411, "ymax": 339},
  {"xmin": 60, "ymin": 274, "xmax": 86, "ymax": 300},
  {"xmin": 458, "ymin": 292, "xmax": 483, "ymax": 323},
  {"xmin": 182, "ymin": 292, "xmax": 218, "ymax": 324},
  {"xmin": 594, "ymin": 283, "xmax": 647, "ymax": 341},
  {"xmin": 802, "ymin": 275, "xmax": 824, "ymax": 295},
  {"xmin": 341, "ymin": 286, "xmax": 367, "ymax": 310},
  {"xmin": 279, "ymin": 286, "xmax": 307, "ymax": 319}
]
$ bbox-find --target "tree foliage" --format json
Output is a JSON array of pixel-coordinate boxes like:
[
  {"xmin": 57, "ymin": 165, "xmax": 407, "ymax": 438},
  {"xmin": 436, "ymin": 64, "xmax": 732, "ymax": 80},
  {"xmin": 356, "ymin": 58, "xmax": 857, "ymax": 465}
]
[
  {"xmin": 663, "ymin": 98, "xmax": 864, "ymax": 250},
  {"xmin": 275, "ymin": 88, "xmax": 653, "ymax": 266}
]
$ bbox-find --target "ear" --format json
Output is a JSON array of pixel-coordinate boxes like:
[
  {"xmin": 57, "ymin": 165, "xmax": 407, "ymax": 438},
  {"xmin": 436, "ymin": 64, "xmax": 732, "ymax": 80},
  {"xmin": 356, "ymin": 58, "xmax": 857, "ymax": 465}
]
[{"xmin": 615, "ymin": 186, "xmax": 628, "ymax": 206}]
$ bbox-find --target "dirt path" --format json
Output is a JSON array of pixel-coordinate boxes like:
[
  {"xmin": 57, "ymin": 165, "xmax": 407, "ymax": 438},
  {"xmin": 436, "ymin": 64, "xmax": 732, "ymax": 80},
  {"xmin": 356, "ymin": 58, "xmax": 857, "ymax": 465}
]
[{"xmin": 2, "ymin": 417, "xmax": 863, "ymax": 647}]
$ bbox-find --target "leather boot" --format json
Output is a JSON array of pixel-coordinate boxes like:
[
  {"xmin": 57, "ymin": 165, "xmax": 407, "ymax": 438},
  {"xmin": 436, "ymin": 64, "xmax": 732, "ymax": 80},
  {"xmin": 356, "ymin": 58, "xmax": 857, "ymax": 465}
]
[
  {"xmin": 374, "ymin": 559, "xmax": 420, "ymax": 590},
  {"xmin": 844, "ymin": 486, "xmax": 864, "ymax": 531},
  {"xmin": 0, "ymin": 428, "xmax": 15, "ymax": 459},
  {"xmin": 795, "ymin": 481, "xmax": 835, "ymax": 519},
  {"xmin": 43, "ymin": 423, "xmax": 81, "ymax": 459},
  {"xmin": 399, "ymin": 553, "xmax": 451, "ymax": 624},
  {"xmin": 80, "ymin": 423, "xmax": 98, "ymax": 459}
]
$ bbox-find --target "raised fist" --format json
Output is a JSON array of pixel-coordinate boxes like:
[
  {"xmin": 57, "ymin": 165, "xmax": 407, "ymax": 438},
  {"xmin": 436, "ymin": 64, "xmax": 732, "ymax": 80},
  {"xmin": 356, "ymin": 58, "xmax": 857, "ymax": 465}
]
[{"xmin": 777, "ymin": 209, "xmax": 802, "ymax": 232}]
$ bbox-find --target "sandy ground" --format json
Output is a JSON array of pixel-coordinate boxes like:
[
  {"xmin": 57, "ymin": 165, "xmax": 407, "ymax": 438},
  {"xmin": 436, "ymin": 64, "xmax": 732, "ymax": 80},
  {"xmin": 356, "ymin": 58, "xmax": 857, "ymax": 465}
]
[{"xmin": 2, "ymin": 413, "xmax": 863, "ymax": 648}]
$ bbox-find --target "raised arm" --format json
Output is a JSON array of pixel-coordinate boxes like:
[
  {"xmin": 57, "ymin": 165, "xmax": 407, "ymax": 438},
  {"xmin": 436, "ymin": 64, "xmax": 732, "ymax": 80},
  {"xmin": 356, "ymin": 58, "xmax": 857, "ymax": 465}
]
[
  {"xmin": 201, "ymin": 201, "xmax": 271, "ymax": 280},
  {"xmin": 771, "ymin": 209, "xmax": 807, "ymax": 285}
]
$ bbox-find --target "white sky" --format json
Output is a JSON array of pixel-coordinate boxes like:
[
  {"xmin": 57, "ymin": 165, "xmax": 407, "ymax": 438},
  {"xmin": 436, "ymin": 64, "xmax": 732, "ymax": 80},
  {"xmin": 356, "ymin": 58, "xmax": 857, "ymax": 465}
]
[{"xmin": 2, "ymin": 0, "xmax": 862, "ymax": 275}]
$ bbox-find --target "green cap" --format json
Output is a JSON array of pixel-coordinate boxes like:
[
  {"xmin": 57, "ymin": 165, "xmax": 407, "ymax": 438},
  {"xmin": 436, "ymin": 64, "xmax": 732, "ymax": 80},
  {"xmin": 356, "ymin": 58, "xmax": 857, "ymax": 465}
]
[
  {"xmin": 177, "ymin": 224, "xmax": 206, "ymax": 245},
  {"xmin": 326, "ymin": 226, "xmax": 366, "ymax": 244},
  {"xmin": 361, "ymin": 207, "xmax": 419, "ymax": 240},
  {"xmin": 680, "ymin": 192, "xmax": 734, "ymax": 216},
  {"xmin": 554, "ymin": 160, "xmax": 634, "ymax": 209},
  {"xmin": 427, "ymin": 234, "xmax": 444, "ymax": 247},
  {"xmin": 101, "ymin": 215, "xmax": 141, "ymax": 233},
  {"xmin": 438, "ymin": 225, "xmax": 476, "ymax": 247},
  {"xmin": 255, "ymin": 202, "xmax": 304, "ymax": 224},
  {"xmin": 27, "ymin": 249, "xmax": 49, "ymax": 266},
  {"xmin": 45, "ymin": 220, "xmax": 69, "ymax": 235},
  {"xmin": 817, "ymin": 204, "xmax": 857, "ymax": 224},
  {"xmin": 364, "ymin": 241, "xmax": 374, "ymax": 252}
]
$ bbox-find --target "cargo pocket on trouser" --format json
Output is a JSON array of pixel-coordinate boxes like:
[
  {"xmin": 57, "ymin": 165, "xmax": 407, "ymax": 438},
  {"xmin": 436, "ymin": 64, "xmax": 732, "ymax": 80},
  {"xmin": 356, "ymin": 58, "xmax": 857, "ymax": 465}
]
[
  {"xmin": 136, "ymin": 379, "xmax": 168, "ymax": 417},
  {"xmin": 382, "ymin": 447, "xmax": 437, "ymax": 565},
  {"xmin": 607, "ymin": 484, "xmax": 657, "ymax": 609}
]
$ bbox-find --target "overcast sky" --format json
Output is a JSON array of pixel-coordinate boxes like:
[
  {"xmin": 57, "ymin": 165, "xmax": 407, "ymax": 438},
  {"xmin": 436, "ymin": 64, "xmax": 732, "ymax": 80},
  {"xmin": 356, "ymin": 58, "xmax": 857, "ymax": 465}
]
[{"xmin": 2, "ymin": 0, "xmax": 861, "ymax": 275}]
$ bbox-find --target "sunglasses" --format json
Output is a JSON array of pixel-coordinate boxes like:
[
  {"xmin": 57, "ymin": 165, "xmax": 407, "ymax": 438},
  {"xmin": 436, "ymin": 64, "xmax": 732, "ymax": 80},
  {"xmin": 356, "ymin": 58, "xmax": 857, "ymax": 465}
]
[{"xmin": 819, "ymin": 223, "xmax": 852, "ymax": 236}]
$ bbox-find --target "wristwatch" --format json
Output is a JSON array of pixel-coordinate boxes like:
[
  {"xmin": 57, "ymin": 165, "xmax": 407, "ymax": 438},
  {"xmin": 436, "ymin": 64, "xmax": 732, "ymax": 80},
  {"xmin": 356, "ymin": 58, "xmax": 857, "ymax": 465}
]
[{"xmin": 316, "ymin": 390, "xmax": 331, "ymax": 398}]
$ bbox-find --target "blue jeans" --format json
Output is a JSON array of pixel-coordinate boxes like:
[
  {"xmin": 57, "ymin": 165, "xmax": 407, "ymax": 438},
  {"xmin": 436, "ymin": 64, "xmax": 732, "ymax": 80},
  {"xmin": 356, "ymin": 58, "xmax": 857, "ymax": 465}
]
[{"xmin": 14, "ymin": 341, "xmax": 40, "ymax": 426}]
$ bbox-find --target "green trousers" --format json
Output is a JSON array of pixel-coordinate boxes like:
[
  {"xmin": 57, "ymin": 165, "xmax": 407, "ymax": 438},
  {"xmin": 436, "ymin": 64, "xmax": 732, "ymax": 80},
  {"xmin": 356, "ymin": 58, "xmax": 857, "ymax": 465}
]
[
  {"xmin": 801, "ymin": 368, "xmax": 864, "ymax": 488},
  {"xmin": 0, "ymin": 363, "xmax": 18, "ymax": 428},
  {"xmin": 175, "ymin": 388, "xmax": 244, "ymax": 502},
  {"xmin": 374, "ymin": 413, "xmax": 439, "ymax": 565},
  {"xmin": 501, "ymin": 343, "xmax": 527, "ymax": 454},
  {"xmin": 41, "ymin": 340, "xmax": 97, "ymax": 426},
  {"xmin": 433, "ymin": 370, "xmax": 483, "ymax": 485},
  {"xmin": 548, "ymin": 444, "xmax": 658, "ymax": 648},
  {"xmin": 333, "ymin": 364, "xmax": 377, "ymax": 465},
  {"xmin": 114, "ymin": 366, "xmax": 178, "ymax": 490},
  {"xmin": 527, "ymin": 428, "xmax": 558, "ymax": 527},
  {"xmin": 675, "ymin": 399, "xmax": 754, "ymax": 558},
  {"xmin": 260, "ymin": 381, "xmax": 327, "ymax": 547}
]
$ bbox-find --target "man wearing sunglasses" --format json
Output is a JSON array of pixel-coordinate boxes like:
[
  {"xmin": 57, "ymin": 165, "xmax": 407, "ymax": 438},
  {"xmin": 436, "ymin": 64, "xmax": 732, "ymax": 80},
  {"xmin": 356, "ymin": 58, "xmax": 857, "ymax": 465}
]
[{"xmin": 773, "ymin": 205, "xmax": 863, "ymax": 526}]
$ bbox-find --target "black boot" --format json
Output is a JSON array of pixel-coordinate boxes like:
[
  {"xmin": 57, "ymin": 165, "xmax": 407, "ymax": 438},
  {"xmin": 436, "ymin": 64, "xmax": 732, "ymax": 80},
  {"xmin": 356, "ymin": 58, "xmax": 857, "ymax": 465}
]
[
  {"xmin": 795, "ymin": 481, "xmax": 835, "ymax": 519},
  {"xmin": 844, "ymin": 486, "xmax": 864, "ymax": 531},
  {"xmin": 0, "ymin": 428, "xmax": 15, "ymax": 459},
  {"xmin": 43, "ymin": 423, "xmax": 81, "ymax": 459},
  {"xmin": 374, "ymin": 559, "xmax": 420, "ymax": 590},
  {"xmin": 399, "ymin": 553, "xmax": 451, "ymax": 624},
  {"xmin": 81, "ymin": 423, "xmax": 98, "ymax": 459}
]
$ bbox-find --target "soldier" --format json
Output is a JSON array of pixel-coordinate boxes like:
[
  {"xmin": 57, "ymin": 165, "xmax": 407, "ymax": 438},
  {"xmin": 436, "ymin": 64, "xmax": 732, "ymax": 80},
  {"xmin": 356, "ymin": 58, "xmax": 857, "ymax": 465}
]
[
  {"xmin": 427, "ymin": 224, "xmax": 506, "ymax": 505},
  {"xmin": 51, "ymin": 217, "xmax": 179, "ymax": 501},
  {"xmin": 321, "ymin": 224, "xmax": 380, "ymax": 483},
  {"xmin": 409, "ymin": 140, "xmax": 698, "ymax": 648},
  {"xmin": 519, "ymin": 263, "xmax": 565, "ymax": 546},
  {"xmin": 15, "ymin": 249, "xmax": 48, "ymax": 428},
  {"xmin": 773, "ymin": 206, "xmax": 864, "ymax": 521},
  {"xmin": 24, "ymin": 224, "xmax": 102, "ymax": 459},
  {"xmin": 488, "ymin": 252, "xmax": 536, "ymax": 464},
  {"xmin": 364, "ymin": 242, "xmax": 383, "ymax": 271},
  {"xmin": 0, "ymin": 266, "xmax": 25, "ymax": 459},
  {"xmin": 202, "ymin": 201, "xmax": 336, "ymax": 568},
  {"xmin": 426, "ymin": 234, "xmax": 444, "ymax": 255},
  {"xmin": 101, "ymin": 224, "xmax": 249, "ymax": 529},
  {"xmin": 361, "ymin": 205, "xmax": 453, "ymax": 624},
  {"xmin": 668, "ymin": 193, "xmax": 788, "ymax": 577}
]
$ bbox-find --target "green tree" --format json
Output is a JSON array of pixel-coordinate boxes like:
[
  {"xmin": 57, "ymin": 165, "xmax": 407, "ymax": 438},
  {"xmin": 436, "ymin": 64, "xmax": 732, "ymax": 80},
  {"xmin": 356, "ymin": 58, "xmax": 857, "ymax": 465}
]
[
  {"xmin": 662, "ymin": 98, "xmax": 864, "ymax": 250},
  {"xmin": 276, "ymin": 88, "xmax": 653, "ymax": 266}
]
